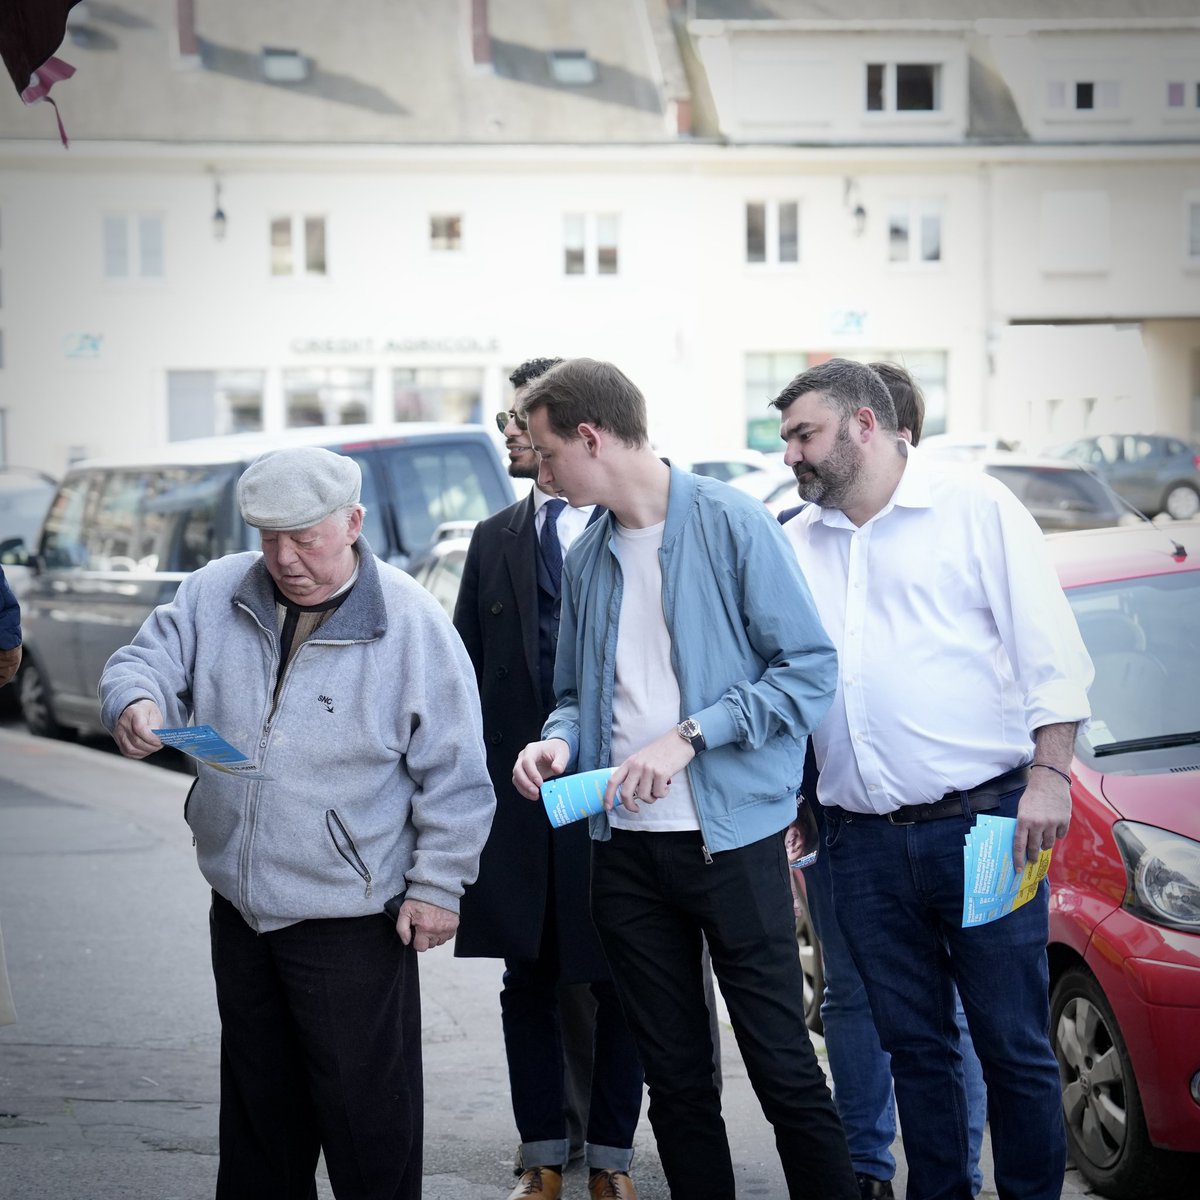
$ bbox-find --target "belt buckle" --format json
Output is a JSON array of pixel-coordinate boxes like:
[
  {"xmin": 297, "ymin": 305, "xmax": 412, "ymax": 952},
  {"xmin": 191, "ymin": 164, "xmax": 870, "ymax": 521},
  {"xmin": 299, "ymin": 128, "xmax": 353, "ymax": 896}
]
[{"xmin": 886, "ymin": 808, "xmax": 916, "ymax": 826}]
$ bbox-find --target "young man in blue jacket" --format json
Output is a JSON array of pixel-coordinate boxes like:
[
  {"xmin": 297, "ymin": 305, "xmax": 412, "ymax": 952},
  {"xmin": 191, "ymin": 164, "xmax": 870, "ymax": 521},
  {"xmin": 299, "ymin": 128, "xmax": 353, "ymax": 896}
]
[{"xmin": 512, "ymin": 358, "xmax": 858, "ymax": 1200}]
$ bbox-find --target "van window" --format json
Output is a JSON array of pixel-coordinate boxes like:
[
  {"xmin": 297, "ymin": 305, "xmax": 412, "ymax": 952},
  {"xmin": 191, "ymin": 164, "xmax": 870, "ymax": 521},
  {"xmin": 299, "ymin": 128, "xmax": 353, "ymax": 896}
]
[
  {"xmin": 381, "ymin": 442, "xmax": 510, "ymax": 554},
  {"xmin": 41, "ymin": 466, "xmax": 236, "ymax": 573},
  {"xmin": 40, "ymin": 473, "xmax": 97, "ymax": 568},
  {"xmin": 344, "ymin": 452, "xmax": 389, "ymax": 557}
]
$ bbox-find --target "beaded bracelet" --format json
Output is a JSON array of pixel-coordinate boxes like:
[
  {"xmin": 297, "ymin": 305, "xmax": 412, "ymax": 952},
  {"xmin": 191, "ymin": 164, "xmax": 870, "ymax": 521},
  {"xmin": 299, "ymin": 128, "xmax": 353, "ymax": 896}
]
[{"xmin": 1031, "ymin": 762, "xmax": 1072, "ymax": 786}]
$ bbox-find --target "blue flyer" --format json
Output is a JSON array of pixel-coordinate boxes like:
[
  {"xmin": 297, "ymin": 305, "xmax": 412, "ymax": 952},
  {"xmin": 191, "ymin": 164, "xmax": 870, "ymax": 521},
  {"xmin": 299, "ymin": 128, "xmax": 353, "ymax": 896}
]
[
  {"xmin": 152, "ymin": 725, "xmax": 273, "ymax": 781},
  {"xmin": 962, "ymin": 814, "xmax": 1052, "ymax": 927},
  {"xmin": 540, "ymin": 768, "xmax": 622, "ymax": 828}
]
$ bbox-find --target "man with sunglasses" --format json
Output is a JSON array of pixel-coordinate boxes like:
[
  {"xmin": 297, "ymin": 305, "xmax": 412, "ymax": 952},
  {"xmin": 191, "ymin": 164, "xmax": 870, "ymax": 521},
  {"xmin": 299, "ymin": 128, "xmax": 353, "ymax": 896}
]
[{"xmin": 455, "ymin": 359, "xmax": 642, "ymax": 1200}]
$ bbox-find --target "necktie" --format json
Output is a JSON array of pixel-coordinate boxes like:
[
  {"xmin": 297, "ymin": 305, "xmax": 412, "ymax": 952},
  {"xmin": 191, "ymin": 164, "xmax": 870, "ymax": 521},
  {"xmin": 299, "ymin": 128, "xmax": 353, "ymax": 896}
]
[{"xmin": 540, "ymin": 498, "xmax": 566, "ymax": 595}]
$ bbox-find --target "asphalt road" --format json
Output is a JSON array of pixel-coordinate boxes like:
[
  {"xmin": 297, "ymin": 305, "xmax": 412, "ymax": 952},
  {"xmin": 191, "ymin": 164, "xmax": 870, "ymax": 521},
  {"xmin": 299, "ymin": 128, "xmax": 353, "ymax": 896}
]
[{"xmin": 0, "ymin": 725, "xmax": 1095, "ymax": 1199}]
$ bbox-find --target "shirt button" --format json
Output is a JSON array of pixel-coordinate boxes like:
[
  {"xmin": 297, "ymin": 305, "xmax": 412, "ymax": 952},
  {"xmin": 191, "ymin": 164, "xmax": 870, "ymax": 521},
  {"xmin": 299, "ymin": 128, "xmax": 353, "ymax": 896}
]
[
  {"xmin": 490, "ymin": 601, "xmax": 504, "ymax": 615},
  {"xmin": 868, "ymin": 784, "xmax": 877, "ymax": 793},
  {"xmin": 489, "ymin": 732, "xmax": 503, "ymax": 745}
]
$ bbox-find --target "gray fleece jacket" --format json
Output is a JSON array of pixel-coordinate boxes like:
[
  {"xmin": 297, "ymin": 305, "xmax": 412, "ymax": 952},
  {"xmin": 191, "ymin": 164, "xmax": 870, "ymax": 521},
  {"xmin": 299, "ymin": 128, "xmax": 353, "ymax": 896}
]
[{"xmin": 99, "ymin": 538, "xmax": 495, "ymax": 933}]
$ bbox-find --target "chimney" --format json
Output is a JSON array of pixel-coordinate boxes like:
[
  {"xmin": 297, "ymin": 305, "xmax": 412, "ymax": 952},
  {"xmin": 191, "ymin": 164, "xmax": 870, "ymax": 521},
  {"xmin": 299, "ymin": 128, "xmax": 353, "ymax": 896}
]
[
  {"xmin": 175, "ymin": 0, "xmax": 201, "ymax": 69},
  {"xmin": 470, "ymin": 0, "xmax": 492, "ymax": 70}
]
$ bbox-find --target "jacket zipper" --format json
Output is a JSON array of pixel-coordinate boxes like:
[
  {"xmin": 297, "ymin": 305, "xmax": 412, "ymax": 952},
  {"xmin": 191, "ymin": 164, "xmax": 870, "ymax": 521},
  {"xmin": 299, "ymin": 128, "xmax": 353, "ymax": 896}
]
[{"xmin": 326, "ymin": 810, "xmax": 374, "ymax": 899}]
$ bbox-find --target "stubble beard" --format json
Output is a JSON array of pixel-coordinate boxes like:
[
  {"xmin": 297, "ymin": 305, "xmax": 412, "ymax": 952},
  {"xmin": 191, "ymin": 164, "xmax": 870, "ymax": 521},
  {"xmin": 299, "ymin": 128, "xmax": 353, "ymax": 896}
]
[{"xmin": 793, "ymin": 422, "xmax": 861, "ymax": 511}]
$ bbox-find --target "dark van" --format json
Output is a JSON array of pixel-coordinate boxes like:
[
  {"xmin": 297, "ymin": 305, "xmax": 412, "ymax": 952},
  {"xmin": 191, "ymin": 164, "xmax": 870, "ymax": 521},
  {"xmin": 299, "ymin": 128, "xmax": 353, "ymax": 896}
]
[{"xmin": 17, "ymin": 423, "xmax": 513, "ymax": 738}]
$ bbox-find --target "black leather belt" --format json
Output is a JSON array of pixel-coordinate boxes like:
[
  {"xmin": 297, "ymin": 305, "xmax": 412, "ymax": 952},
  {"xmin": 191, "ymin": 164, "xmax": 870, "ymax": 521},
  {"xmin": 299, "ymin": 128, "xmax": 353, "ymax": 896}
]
[{"xmin": 837, "ymin": 764, "xmax": 1031, "ymax": 826}]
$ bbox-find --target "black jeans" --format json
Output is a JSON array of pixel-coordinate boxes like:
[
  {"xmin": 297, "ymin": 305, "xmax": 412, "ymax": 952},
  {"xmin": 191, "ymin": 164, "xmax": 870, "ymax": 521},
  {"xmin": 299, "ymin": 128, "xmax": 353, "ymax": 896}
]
[
  {"xmin": 210, "ymin": 891, "xmax": 422, "ymax": 1200},
  {"xmin": 592, "ymin": 829, "xmax": 858, "ymax": 1200}
]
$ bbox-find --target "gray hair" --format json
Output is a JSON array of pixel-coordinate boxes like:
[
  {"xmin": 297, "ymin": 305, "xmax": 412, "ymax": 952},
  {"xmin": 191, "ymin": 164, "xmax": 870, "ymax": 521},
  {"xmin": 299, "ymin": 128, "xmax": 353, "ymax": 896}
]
[{"xmin": 770, "ymin": 358, "xmax": 898, "ymax": 433}]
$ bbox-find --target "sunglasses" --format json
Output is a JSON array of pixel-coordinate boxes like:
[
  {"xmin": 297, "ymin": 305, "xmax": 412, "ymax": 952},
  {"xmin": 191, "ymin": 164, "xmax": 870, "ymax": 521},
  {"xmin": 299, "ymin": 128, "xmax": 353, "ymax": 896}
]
[{"xmin": 495, "ymin": 409, "xmax": 528, "ymax": 434}]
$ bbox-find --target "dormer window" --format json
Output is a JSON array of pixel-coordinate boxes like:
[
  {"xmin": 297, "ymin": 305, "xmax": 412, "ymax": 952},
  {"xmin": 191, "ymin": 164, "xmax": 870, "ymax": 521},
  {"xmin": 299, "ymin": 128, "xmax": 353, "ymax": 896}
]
[{"xmin": 866, "ymin": 63, "xmax": 941, "ymax": 113}]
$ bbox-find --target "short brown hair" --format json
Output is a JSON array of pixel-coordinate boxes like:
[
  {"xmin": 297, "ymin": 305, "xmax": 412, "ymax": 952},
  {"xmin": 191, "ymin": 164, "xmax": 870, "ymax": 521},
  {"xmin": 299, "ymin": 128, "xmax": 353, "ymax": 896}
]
[
  {"xmin": 518, "ymin": 358, "xmax": 649, "ymax": 449},
  {"xmin": 869, "ymin": 361, "xmax": 925, "ymax": 445}
]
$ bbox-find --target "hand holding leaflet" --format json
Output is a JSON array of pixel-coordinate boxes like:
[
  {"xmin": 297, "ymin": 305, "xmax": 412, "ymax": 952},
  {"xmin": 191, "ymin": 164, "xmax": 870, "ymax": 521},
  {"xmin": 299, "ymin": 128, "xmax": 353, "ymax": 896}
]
[
  {"xmin": 540, "ymin": 768, "xmax": 622, "ymax": 828},
  {"xmin": 152, "ymin": 725, "xmax": 273, "ymax": 780},
  {"xmin": 962, "ymin": 814, "xmax": 1052, "ymax": 927}
]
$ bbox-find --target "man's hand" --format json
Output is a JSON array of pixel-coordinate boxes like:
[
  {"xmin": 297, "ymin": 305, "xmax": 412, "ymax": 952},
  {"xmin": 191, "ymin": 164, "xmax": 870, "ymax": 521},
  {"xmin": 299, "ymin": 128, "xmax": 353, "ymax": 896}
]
[
  {"xmin": 1013, "ymin": 771, "xmax": 1071, "ymax": 871},
  {"xmin": 606, "ymin": 727, "xmax": 695, "ymax": 813},
  {"xmin": 0, "ymin": 645, "xmax": 20, "ymax": 689},
  {"xmin": 512, "ymin": 738, "xmax": 570, "ymax": 799},
  {"xmin": 113, "ymin": 699, "xmax": 165, "ymax": 759},
  {"xmin": 395, "ymin": 898, "xmax": 458, "ymax": 952}
]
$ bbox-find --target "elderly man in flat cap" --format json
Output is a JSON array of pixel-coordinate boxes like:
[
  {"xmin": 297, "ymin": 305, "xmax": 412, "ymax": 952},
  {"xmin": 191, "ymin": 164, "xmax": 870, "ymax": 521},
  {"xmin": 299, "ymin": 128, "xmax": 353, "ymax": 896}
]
[{"xmin": 100, "ymin": 445, "xmax": 496, "ymax": 1200}]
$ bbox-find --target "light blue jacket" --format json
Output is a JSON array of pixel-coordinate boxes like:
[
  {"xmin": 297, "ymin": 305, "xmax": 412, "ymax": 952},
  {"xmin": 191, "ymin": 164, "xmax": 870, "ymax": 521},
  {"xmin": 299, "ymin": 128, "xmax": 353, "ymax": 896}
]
[{"xmin": 543, "ymin": 465, "xmax": 837, "ymax": 854}]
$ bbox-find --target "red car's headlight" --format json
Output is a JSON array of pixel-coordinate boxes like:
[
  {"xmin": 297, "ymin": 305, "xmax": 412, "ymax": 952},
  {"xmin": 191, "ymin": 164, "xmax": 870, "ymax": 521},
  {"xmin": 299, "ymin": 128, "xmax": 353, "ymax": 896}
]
[{"xmin": 1112, "ymin": 821, "xmax": 1200, "ymax": 931}]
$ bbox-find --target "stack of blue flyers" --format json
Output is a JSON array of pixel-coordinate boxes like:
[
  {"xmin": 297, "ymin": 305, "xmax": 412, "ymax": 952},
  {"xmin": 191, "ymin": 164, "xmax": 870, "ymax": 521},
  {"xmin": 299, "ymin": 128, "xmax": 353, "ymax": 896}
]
[
  {"xmin": 540, "ymin": 768, "xmax": 621, "ymax": 828},
  {"xmin": 962, "ymin": 814, "xmax": 1052, "ymax": 927}
]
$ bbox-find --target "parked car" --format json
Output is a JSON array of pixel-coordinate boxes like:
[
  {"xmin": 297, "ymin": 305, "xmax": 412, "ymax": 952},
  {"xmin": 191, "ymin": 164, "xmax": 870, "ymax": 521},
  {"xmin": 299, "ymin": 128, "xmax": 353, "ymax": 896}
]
[
  {"xmin": 0, "ymin": 466, "xmax": 57, "ymax": 564},
  {"xmin": 671, "ymin": 448, "xmax": 776, "ymax": 484},
  {"xmin": 1043, "ymin": 519, "xmax": 1200, "ymax": 1198},
  {"xmin": 408, "ymin": 521, "xmax": 475, "ymax": 619},
  {"xmin": 733, "ymin": 453, "xmax": 1128, "ymax": 533},
  {"xmin": 919, "ymin": 430, "xmax": 1021, "ymax": 458},
  {"xmin": 794, "ymin": 520, "xmax": 1200, "ymax": 1197},
  {"xmin": 1048, "ymin": 433, "xmax": 1200, "ymax": 521},
  {"xmin": 16, "ymin": 423, "xmax": 513, "ymax": 739}
]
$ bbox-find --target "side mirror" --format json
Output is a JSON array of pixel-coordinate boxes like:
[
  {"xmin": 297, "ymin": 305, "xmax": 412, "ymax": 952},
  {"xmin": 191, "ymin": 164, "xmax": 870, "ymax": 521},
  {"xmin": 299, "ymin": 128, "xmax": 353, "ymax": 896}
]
[{"xmin": 0, "ymin": 537, "xmax": 28, "ymax": 566}]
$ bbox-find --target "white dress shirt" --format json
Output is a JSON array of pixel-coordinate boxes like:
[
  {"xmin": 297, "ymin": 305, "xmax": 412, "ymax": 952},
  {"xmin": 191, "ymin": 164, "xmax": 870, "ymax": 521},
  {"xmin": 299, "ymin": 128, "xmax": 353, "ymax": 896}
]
[
  {"xmin": 783, "ymin": 446, "xmax": 1093, "ymax": 815},
  {"xmin": 532, "ymin": 486, "xmax": 593, "ymax": 557}
]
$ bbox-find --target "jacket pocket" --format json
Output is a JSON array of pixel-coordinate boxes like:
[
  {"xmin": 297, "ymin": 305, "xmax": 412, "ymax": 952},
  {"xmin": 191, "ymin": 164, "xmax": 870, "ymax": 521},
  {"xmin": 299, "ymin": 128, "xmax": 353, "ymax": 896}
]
[{"xmin": 325, "ymin": 809, "xmax": 374, "ymax": 899}]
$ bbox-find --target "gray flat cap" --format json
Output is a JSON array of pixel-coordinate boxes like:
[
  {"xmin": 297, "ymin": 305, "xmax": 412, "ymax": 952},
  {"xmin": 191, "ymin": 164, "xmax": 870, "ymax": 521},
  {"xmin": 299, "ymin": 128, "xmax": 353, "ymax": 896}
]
[{"xmin": 237, "ymin": 446, "xmax": 362, "ymax": 531}]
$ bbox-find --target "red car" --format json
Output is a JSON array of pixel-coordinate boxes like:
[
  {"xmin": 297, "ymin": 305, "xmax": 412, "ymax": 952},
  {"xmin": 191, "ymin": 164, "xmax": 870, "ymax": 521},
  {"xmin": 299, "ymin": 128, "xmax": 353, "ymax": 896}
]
[{"xmin": 1045, "ymin": 519, "xmax": 1200, "ymax": 1197}]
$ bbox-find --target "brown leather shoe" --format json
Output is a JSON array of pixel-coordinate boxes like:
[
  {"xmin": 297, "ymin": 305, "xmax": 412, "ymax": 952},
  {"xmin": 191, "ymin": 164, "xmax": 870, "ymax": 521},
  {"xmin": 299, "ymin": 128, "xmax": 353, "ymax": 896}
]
[
  {"xmin": 508, "ymin": 1166, "xmax": 563, "ymax": 1199},
  {"xmin": 589, "ymin": 1170, "xmax": 638, "ymax": 1200}
]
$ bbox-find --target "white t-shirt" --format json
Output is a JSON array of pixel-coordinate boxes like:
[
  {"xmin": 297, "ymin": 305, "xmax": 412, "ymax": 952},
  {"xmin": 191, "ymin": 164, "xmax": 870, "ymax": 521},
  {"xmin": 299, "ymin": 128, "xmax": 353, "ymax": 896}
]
[{"xmin": 608, "ymin": 520, "xmax": 700, "ymax": 832}]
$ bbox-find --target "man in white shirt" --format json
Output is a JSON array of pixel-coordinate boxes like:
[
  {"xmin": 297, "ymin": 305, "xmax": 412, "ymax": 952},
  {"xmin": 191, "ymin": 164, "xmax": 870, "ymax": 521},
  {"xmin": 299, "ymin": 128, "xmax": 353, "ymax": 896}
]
[{"xmin": 773, "ymin": 358, "xmax": 1092, "ymax": 1200}]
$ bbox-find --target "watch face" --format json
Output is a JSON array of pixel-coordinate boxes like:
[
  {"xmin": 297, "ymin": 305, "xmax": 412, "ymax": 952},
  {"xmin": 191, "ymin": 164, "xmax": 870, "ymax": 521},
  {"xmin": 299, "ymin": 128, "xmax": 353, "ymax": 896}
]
[{"xmin": 679, "ymin": 718, "xmax": 700, "ymax": 739}]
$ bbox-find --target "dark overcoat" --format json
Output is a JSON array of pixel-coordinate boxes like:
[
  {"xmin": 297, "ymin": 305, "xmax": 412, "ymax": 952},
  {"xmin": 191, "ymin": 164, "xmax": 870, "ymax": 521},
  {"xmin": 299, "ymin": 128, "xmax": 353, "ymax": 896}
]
[{"xmin": 452, "ymin": 493, "xmax": 608, "ymax": 982}]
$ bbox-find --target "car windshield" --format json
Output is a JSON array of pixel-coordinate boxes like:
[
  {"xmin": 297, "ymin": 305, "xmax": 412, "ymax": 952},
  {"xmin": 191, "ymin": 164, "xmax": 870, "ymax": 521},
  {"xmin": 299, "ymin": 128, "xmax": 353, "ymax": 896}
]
[{"xmin": 1068, "ymin": 570, "xmax": 1200, "ymax": 760}]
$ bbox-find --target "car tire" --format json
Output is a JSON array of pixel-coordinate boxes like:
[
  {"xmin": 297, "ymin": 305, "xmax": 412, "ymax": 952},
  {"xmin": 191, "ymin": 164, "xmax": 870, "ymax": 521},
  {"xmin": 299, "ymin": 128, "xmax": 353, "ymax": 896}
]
[
  {"xmin": 1051, "ymin": 963, "xmax": 1195, "ymax": 1199},
  {"xmin": 1162, "ymin": 482, "xmax": 1200, "ymax": 521},
  {"xmin": 794, "ymin": 886, "xmax": 824, "ymax": 1035},
  {"xmin": 19, "ymin": 654, "xmax": 70, "ymax": 740}
]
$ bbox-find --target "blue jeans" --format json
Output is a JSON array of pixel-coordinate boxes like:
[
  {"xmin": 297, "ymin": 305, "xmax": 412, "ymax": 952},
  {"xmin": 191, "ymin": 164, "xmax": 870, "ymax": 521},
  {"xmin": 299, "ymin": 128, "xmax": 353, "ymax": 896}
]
[
  {"xmin": 593, "ymin": 828, "xmax": 859, "ymax": 1200},
  {"xmin": 805, "ymin": 802, "xmax": 987, "ymax": 1191},
  {"xmin": 824, "ymin": 789, "xmax": 1065, "ymax": 1200}
]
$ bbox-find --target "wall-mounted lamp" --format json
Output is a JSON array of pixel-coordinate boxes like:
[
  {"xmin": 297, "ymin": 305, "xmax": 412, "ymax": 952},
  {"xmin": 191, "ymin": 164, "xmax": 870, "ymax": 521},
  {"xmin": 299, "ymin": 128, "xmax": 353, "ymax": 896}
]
[
  {"xmin": 209, "ymin": 168, "xmax": 227, "ymax": 240},
  {"xmin": 844, "ymin": 177, "xmax": 867, "ymax": 237}
]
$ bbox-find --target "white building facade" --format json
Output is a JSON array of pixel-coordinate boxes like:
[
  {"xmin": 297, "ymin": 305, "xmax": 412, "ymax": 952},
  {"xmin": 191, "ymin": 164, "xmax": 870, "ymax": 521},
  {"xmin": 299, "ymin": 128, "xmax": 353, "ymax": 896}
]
[{"xmin": 0, "ymin": 0, "xmax": 1196, "ymax": 476}]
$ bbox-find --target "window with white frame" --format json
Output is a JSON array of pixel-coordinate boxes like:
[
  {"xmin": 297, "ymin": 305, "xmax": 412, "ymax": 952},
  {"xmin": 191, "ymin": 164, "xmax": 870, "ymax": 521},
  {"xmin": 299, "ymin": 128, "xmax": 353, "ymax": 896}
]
[
  {"xmin": 167, "ymin": 369, "xmax": 266, "ymax": 440},
  {"xmin": 887, "ymin": 201, "xmax": 942, "ymax": 265},
  {"xmin": 271, "ymin": 215, "xmax": 327, "ymax": 277},
  {"xmin": 866, "ymin": 62, "xmax": 941, "ymax": 112},
  {"xmin": 430, "ymin": 214, "xmax": 462, "ymax": 251},
  {"xmin": 563, "ymin": 213, "xmax": 619, "ymax": 276},
  {"xmin": 745, "ymin": 201, "xmax": 799, "ymax": 266},
  {"xmin": 392, "ymin": 367, "xmax": 484, "ymax": 423},
  {"xmin": 1046, "ymin": 78, "xmax": 1121, "ymax": 113},
  {"xmin": 284, "ymin": 367, "xmax": 371, "ymax": 427},
  {"xmin": 103, "ymin": 214, "xmax": 164, "ymax": 279},
  {"xmin": 1167, "ymin": 79, "xmax": 1200, "ymax": 111},
  {"xmin": 744, "ymin": 351, "xmax": 807, "ymax": 451}
]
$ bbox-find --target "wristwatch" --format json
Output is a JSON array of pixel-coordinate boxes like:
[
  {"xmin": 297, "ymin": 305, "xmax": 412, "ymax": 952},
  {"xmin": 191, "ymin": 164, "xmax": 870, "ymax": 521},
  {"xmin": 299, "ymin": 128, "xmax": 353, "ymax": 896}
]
[{"xmin": 677, "ymin": 717, "xmax": 706, "ymax": 754}]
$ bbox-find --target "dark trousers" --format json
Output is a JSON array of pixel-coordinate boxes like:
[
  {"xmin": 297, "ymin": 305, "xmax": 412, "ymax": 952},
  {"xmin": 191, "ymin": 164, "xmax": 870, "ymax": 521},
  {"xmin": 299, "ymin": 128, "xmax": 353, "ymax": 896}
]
[
  {"xmin": 210, "ymin": 891, "xmax": 422, "ymax": 1200},
  {"xmin": 592, "ymin": 829, "xmax": 859, "ymax": 1200},
  {"xmin": 501, "ymin": 903, "xmax": 643, "ymax": 1171}
]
